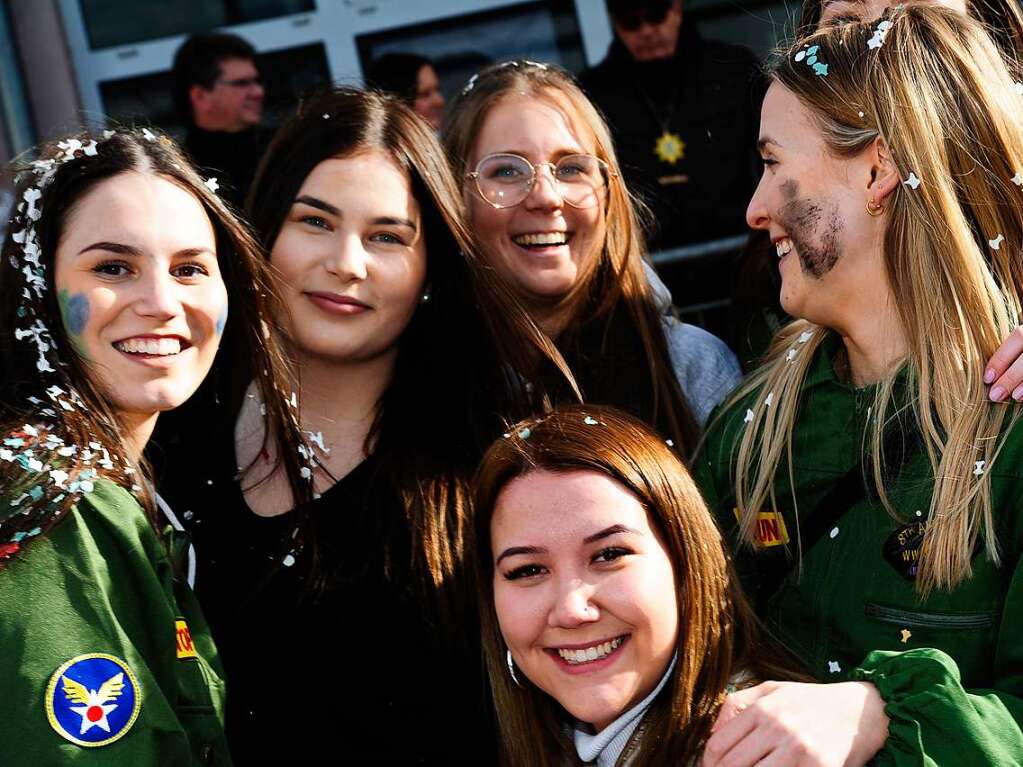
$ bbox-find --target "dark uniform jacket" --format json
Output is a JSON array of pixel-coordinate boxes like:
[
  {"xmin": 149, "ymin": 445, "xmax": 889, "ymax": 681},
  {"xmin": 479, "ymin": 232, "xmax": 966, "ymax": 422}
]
[
  {"xmin": 579, "ymin": 23, "xmax": 762, "ymax": 254},
  {"xmin": 696, "ymin": 331, "xmax": 1023, "ymax": 765}
]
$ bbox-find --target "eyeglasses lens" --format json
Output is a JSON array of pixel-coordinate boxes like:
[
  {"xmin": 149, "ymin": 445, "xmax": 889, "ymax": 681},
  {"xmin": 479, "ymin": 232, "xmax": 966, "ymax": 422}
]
[{"xmin": 475, "ymin": 154, "xmax": 606, "ymax": 209}]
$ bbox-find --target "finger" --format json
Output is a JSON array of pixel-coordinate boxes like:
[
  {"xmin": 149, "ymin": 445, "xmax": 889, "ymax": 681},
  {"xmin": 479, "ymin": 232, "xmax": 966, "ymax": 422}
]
[
  {"xmin": 710, "ymin": 723, "xmax": 775, "ymax": 767},
  {"xmin": 985, "ymin": 325, "xmax": 1023, "ymax": 391},
  {"xmin": 991, "ymin": 353, "xmax": 1023, "ymax": 402},
  {"xmin": 703, "ymin": 703, "xmax": 759, "ymax": 766},
  {"xmin": 752, "ymin": 748, "xmax": 798, "ymax": 767},
  {"xmin": 710, "ymin": 685, "xmax": 773, "ymax": 734}
]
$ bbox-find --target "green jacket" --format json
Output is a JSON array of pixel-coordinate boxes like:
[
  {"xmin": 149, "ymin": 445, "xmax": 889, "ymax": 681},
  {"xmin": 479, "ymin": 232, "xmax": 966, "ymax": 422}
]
[
  {"xmin": 695, "ymin": 332, "xmax": 1023, "ymax": 766},
  {"xmin": 0, "ymin": 479, "xmax": 231, "ymax": 765}
]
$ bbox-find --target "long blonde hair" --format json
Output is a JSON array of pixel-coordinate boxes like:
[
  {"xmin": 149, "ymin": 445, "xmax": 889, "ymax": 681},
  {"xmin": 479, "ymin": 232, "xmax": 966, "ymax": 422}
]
[
  {"xmin": 729, "ymin": 6, "xmax": 1023, "ymax": 594},
  {"xmin": 444, "ymin": 62, "xmax": 700, "ymax": 455}
]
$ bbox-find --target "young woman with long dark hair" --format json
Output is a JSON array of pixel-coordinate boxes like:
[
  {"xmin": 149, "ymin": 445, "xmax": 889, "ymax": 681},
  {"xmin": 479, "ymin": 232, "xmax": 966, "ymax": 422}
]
[{"xmin": 154, "ymin": 87, "xmax": 568, "ymax": 763}]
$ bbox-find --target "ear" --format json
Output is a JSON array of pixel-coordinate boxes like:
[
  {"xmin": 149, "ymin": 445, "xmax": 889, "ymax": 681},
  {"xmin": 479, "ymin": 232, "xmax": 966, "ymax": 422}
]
[
  {"xmin": 189, "ymin": 84, "xmax": 210, "ymax": 112},
  {"xmin": 867, "ymin": 136, "xmax": 901, "ymax": 204}
]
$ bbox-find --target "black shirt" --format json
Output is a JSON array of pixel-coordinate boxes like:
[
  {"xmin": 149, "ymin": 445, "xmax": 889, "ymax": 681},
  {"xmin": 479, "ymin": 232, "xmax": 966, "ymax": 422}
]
[
  {"xmin": 159, "ymin": 422, "xmax": 497, "ymax": 764},
  {"xmin": 183, "ymin": 125, "xmax": 270, "ymax": 209}
]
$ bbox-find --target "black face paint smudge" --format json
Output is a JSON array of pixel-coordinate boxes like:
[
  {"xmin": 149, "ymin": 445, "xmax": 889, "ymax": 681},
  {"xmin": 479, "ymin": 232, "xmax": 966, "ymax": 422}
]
[{"xmin": 778, "ymin": 179, "xmax": 843, "ymax": 278}]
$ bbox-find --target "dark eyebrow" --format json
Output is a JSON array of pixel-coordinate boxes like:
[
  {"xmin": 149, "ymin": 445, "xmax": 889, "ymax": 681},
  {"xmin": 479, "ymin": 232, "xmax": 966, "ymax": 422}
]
[
  {"xmin": 495, "ymin": 545, "xmax": 547, "ymax": 566},
  {"xmin": 583, "ymin": 524, "xmax": 641, "ymax": 544},
  {"xmin": 294, "ymin": 195, "xmax": 341, "ymax": 216},
  {"xmin": 78, "ymin": 241, "xmax": 142, "ymax": 257},
  {"xmin": 373, "ymin": 216, "xmax": 418, "ymax": 232},
  {"xmin": 294, "ymin": 196, "xmax": 417, "ymax": 232},
  {"xmin": 77, "ymin": 242, "xmax": 214, "ymax": 259}
]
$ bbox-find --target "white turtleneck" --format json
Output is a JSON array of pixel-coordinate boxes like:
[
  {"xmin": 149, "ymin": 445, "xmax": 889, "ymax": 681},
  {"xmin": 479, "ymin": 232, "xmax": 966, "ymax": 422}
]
[{"xmin": 572, "ymin": 653, "xmax": 679, "ymax": 767}]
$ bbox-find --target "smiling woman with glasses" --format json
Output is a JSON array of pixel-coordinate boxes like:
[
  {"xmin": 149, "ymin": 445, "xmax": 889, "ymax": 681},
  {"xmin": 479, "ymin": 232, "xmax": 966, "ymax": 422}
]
[{"xmin": 445, "ymin": 60, "xmax": 740, "ymax": 457}]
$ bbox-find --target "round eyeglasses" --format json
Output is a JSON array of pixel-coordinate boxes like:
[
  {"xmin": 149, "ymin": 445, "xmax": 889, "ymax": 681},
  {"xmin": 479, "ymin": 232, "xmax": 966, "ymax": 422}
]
[{"xmin": 467, "ymin": 153, "xmax": 614, "ymax": 210}]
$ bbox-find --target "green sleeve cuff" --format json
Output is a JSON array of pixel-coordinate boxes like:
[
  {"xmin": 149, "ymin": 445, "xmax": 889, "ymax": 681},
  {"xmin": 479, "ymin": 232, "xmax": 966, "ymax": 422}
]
[{"xmin": 849, "ymin": 648, "xmax": 1023, "ymax": 766}]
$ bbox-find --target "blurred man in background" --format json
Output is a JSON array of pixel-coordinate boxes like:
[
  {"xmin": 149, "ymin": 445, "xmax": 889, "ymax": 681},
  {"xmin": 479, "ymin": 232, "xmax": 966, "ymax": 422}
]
[
  {"xmin": 173, "ymin": 32, "xmax": 267, "ymax": 207},
  {"xmin": 580, "ymin": 0, "xmax": 762, "ymax": 331}
]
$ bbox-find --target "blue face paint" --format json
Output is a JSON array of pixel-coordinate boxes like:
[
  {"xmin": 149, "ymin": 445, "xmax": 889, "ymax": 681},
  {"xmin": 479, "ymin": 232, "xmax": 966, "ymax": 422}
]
[
  {"xmin": 58, "ymin": 290, "xmax": 90, "ymax": 336},
  {"xmin": 215, "ymin": 305, "xmax": 228, "ymax": 336}
]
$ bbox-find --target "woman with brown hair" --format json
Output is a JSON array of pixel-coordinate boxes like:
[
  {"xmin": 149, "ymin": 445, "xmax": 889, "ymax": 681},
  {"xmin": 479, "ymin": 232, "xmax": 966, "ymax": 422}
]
[
  {"xmin": 0, "ymin": 127, "xmax": 308, "ymax": 763},
  {"xmin": 444, "ymin": 61, "xmax": 740, "ymax": 454},
  {"xmin": 154, "ymin": 87, "xmax": 568, "ymax": 763},
  {"xmin": 698, "ymin": 7, "xmax": 1023, "ymax": 764},
  {"xmin": 472, "ymin": 404, "xmax": 793, "ymax": 766}
]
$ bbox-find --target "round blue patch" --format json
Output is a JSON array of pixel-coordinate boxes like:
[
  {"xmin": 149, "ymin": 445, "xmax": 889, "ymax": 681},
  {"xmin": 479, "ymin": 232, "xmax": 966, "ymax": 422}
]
[{"xmin": 45, "ymin": 654, "xmax": 141, "ymax": 747}]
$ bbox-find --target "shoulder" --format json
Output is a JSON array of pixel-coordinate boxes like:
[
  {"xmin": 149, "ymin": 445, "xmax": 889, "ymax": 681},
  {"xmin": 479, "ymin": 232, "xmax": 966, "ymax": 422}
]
[{"xmin": 661, "ymin": 317, "xmax": 742, "ymax": 426}]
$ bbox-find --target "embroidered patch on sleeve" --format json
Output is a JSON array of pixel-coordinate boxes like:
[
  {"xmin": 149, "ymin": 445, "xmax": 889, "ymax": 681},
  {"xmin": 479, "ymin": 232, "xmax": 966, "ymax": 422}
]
[
  {"xmin": 45, "ymin": 654, "xmax": 141, "ymax": 747},
  {"xmin": 734, "ymin": 507, "xmax": 790, "ymax": 547},
  {"xmin": 175, "ymin": 619, "xmax": 198, "ymax": 659}
]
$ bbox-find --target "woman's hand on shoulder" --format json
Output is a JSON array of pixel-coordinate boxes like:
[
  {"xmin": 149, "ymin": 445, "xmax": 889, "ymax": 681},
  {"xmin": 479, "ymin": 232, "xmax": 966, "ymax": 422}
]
[
  {"xmin": 701, "ymin": 680, "xmax": 888, "ymax": 767},
  {"xmin": 985, "ymin": 326, "xmax": 1023, "ymax": 402}
]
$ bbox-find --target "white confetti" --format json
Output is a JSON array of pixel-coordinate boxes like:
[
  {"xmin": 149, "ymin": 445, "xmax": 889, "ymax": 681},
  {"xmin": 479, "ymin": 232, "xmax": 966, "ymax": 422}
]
[
  {"xmin": 1013, "ymin": 171, "xmax": 1023, "ymax": 188},
  {"xmin": 990, "ymin": 234, "xmax": 1005, "ymax": 251},
  {"xmin": 1016, "ymin": 82, "xmax": 1023, "ymax": 96},
  {"xmin": 798, "ymin": 331, "xmax": 814, "ymax": 344},
  {"xmin": 204, "ymin": 177, "xmax": 219, "ymax": 193},
  {"xmin": 786, "ymin": 348, "xmax": 797, "ymax": 362},
  {"xmin": 300, "ymin": 466, "xmax": 312, "ymax": 479},
  {"xmin": 282, "ymin": 553, "xmax": 296, "ymax": 567},
  {"xmin": 903, "ymin": 172, "xmax": 921, "ymax": 190},
  {"xmin": 141, "ymin": 128, "xmax": 156, "ymax": 141},
  {"xmin": 765, "ymin": 392, "xmax": 774, "ymax": 407},
  {"xmin": 828, "ymin": 660, "xmax": 842, "ymax": 673},
  {"xmin": 830, "ymin": 526, "xmax": 839, "ymax": 538},
  {"xmin": 743, "ymin": 408, "xmax": 755, "ymax": 424},
  {"xmin": 974, "ymin": 460, "xmax": 986, "ymax": 476},
  {"xmin": 665, "ymin": 439, "xmax": 674, "ymax": 447}
]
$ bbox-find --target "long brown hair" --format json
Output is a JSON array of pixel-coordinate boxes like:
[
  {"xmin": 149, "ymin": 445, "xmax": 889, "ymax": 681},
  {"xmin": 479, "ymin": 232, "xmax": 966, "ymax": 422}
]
[
  {"xmin": 247, "ymin": 88, "xmax": 572, "ymax": 608},
  {"xmin": 726, "ymin": 7, "xmax": 1023, "ymax": 593},
  {"xmin": 444, "ymin": 62, "xmax": 701, "ymax": 456},
  {"xmin": 472, "ymin": 405, "xmax": 791, "ymax": 766},
  {"xmin": 0, "ymin": 128, "xmax": 310, "ymax": 556}
]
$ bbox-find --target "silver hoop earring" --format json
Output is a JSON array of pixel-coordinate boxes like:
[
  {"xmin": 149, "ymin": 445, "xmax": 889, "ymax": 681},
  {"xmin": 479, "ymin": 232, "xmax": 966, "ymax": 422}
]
[{"xmin": 506, "ymin": 649, "xmax": 523, "ymax": 688}]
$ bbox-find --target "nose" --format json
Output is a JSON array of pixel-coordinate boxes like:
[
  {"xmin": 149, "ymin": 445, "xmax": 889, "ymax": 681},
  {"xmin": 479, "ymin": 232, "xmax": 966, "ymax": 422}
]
[
  {"xmin": 134, "ymin": 269, "xmax": 181, "ymax": 320},
  {"xmin": 326, "ymin": 235, "xmax": 369, "ymax": 282},
  {"xmin": 746, "ymin": 175, "xmax": 771, "ymax": 231},
  {"xmin": 523, "ymin": 163, "xmax": 564, "ymax": 211},
  {"xmin": 548, "ymin": 577, "xmax": 600, "ymax": 628}
]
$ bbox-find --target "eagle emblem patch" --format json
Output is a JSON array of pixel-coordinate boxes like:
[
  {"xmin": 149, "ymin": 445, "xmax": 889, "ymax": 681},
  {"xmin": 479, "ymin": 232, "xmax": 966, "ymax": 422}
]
[{"xmin": 45, "ymin": 654, "xmax": 141, "ymax": 747}]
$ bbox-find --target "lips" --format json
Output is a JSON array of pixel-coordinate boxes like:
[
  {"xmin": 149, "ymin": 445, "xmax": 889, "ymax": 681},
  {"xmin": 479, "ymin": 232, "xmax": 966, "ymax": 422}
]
[
  {"xmin": 306, "ymin": 291, "xmax": 371, "ymax": 315},
  {"xmin": 545, "ymin": 634, "xmax": 630, "ymax": 672}
]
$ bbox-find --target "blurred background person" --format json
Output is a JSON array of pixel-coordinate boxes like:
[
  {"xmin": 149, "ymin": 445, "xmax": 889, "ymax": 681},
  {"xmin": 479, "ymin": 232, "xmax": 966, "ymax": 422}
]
[
  {"xmin": 367, "ymin": 52, "xmax": 447, "ymax": 131},
  {"xmin": 580, "ymin": 0, "xmax": 763, "ymax": 336},
  {"xmin": 172, "ymin": 31, "xmax": 268, "ymax": 207}
]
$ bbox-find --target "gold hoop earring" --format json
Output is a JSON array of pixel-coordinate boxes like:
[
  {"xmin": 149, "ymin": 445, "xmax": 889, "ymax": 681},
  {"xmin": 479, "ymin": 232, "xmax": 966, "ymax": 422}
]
[{"xmin": 866, "ymin": 197, "xmax": 884, "ymax": 217}]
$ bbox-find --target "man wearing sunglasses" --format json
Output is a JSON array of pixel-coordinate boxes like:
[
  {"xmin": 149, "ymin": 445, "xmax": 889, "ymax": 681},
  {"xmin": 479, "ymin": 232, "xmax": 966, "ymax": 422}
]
[
  {"xmin": 579, "ymin": 0, "xmax": 762, "ymax": 332},
  {"xmin": 172, "ymin": 32, "xmax": 268, "ymax": 207}
]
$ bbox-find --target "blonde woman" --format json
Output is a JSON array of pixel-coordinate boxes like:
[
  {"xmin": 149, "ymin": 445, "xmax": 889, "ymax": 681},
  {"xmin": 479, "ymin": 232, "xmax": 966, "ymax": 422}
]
[{"xmin": 697, "ymin": 7, "xmax": 1023, "ymax": 766}]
